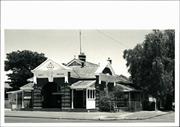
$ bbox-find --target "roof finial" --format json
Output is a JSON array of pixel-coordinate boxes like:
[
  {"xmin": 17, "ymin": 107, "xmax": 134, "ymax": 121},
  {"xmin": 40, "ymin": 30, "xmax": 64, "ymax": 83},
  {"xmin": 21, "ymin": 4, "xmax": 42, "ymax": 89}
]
[{"xmin": 107, "ymin": 57, "xmax": 112, "ymax": 64}]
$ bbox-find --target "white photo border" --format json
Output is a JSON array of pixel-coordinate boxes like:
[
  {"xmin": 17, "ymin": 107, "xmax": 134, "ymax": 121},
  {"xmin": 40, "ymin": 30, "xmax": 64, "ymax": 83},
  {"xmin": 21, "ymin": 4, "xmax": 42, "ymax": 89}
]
[{"xmin": 1, "ymin": 1, "xmax": 179, "ymax": 127}]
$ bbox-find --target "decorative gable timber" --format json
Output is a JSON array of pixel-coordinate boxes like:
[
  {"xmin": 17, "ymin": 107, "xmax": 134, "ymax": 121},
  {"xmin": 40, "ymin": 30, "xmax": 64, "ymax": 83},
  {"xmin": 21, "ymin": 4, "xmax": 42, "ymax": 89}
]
[
  {"xmin": 66, "ymin": 58, "xmax": 82, "ymax": 67},
  {"xmin": 68, "ymin": 61, "xmax": 82, "ymax": 66},
  {"xmin": 67, "ymin": 58, "xmax": 98, "ymax": 67},
  {"xmin": 95, "ymin": 61, "xmax": 115, "ymax": 76},
  {"xmin": 32, "ymin": 59, "xmax": 71, "ymax": 72},
  {"xmin": 95, "ymin": 61, "xmax": 116, "ymax": 86},
  {"xmin": 31, "ymin": 59, "xmax": 71, "ymax": 83}
]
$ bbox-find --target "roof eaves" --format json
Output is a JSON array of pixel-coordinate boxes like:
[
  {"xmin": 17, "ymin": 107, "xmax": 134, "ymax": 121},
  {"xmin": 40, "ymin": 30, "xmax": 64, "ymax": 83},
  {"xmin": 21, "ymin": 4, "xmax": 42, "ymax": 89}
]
[
  {"xmin": 7, "ymin": 90, "xmax": 23, "ymax": 94},
  {"xmin": 31, "ymin": 59, "xmax": 49, "ymax": 72}
]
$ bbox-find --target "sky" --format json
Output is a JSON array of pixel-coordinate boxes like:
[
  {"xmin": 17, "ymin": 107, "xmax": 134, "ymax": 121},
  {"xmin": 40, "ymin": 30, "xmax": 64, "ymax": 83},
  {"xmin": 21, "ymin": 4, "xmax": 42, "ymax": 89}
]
[{"xmin": 5, "ymin": 30, "xmax": 152, "ymax": 77}]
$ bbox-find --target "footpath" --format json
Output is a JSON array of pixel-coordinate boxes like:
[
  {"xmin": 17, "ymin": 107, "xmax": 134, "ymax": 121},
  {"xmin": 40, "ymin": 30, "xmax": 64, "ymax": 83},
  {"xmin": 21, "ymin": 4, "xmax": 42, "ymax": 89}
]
[{"xmin": 5, "ymin": 109, "xmax": 173, "ymax": 121}]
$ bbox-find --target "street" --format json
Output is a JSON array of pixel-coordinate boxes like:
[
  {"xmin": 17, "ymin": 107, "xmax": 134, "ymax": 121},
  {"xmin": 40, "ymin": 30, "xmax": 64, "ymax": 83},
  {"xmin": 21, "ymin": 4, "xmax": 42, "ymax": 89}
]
[{"xmin": 5, "ymin": 112, "xmax": 174, "ymax": 123}]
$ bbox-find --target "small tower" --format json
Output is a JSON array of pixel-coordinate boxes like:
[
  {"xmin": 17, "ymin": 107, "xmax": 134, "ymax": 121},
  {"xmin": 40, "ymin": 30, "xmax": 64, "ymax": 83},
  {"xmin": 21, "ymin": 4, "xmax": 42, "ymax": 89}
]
[{"xmin": 78, "ymin": 30, "xmax": 86, "ymax": 62}]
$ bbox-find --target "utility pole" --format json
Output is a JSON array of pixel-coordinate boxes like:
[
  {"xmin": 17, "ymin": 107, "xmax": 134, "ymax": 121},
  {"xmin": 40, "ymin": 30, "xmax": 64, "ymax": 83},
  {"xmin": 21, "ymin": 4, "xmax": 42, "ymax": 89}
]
[{"xmin": 79, "ymin": 30, "xmax": 82, "ymax": 54}]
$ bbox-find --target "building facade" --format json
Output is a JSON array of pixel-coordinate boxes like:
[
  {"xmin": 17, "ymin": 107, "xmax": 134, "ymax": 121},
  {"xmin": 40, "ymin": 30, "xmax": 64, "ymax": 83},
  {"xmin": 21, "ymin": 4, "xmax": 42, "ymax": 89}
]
[
  {"xmin": 31, "ymin": 53, "xmax": 114, "ymax": 110},
  {"xmin": 7, "ymin": 53, "xmax": 142, "ymax": 111}
]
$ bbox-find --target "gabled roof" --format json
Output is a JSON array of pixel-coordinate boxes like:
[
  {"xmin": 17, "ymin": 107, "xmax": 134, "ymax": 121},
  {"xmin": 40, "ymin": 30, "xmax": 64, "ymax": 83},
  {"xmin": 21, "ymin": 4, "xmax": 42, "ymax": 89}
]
[
  {"xmin": 95, "ymin": 61, "xmax": 115, "ymax": 76},
  {"xmin": 67, "ymin": 58, "xmax": 98, "ymax": 67},
  {"xmin": 67, "ymin": 58, "xmax": 99, "ymax": 78},
  {"xmin": 66, "ymin": 58, "xmax": 118, "ymax": 79},
  {"xmin": 32, "ymin": 59, "xmax": 71, "ymax": 73},
  {"xmin": 32, "ymin": 58, "xmax": 117, "ymax": 79},
  {"xmin": 116, "ymin": 75, "xmax": 132, "ymax": 84},
  {"xmin": 66, "ymin": 59, "xmax": 82, "ymax": 66}
]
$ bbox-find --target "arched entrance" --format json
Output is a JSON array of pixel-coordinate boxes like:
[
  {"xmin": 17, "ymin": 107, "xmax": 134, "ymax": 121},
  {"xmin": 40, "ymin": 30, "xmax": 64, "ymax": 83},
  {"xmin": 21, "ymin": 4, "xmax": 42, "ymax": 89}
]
[{"xmin": 41, "ymin": 82, "xmax": 62, "ymax": 108}]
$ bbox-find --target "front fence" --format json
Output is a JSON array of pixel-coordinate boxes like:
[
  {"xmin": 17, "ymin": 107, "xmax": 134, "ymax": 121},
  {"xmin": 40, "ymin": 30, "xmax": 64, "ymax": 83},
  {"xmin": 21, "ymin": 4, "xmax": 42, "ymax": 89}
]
[{"xmin": 108, "ymin": 100, "xmax": 142, "ymax": 112}]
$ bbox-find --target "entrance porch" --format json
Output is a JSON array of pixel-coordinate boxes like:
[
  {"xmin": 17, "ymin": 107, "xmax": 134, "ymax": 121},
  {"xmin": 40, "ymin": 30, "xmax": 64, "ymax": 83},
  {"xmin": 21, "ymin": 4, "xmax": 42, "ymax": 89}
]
[{"xmin": 70, "ymin": 80, "xmax": 96, "ymax": 110}]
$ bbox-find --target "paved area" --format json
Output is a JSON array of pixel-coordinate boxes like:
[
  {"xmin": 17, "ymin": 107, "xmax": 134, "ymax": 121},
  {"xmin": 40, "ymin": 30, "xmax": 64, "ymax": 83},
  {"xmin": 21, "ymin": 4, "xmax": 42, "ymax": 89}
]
[
  {"xmin": 122, "ymin": 111, "xmax": 174, "ymax": 120},
  {"xmin": 4, "ymin": 109, "xmax": 174, "ymax": 123},
  {"xmin": 5, "ymin": 112, "xmax": 175, "ymax": 123},
  {"xmin": 5, "ymin": 110, "xmax": 132, "ymax": 120}
]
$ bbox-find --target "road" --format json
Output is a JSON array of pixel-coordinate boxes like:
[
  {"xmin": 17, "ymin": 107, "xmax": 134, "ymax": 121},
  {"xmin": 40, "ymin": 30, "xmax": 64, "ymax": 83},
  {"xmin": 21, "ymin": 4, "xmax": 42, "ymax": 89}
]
[{"xmin": 5, "ymin": 112, "xmax": 174, "ymax": 123}]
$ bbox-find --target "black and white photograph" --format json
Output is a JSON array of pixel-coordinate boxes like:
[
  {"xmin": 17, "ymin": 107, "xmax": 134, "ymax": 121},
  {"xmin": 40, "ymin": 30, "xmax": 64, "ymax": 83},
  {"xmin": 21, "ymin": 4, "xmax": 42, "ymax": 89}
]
[
  {"xmin": 4, "ymin": 29, "xmax": 175, "ymax": 123},
  {"xmin": 0, "ymin": 1, "xmax": 179, "ymax": 127}
]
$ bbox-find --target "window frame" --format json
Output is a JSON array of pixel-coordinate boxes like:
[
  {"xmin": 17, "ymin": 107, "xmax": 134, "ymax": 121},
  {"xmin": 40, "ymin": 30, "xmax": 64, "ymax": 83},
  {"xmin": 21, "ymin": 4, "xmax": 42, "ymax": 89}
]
[{"xmin": 87, "ymin": 89, "xmax": 95, "ymax": 99}]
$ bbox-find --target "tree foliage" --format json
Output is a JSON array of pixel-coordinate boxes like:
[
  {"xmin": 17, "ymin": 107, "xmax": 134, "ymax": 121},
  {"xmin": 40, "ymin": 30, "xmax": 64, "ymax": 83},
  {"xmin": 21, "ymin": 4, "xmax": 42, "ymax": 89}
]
[
  {"xmin": 99, "ymin": 91, "xmax": 114, "ymax": 112},
  {"xmin": 99, "ymin": 86, "xmax": 126, "ymax": 112},
  {"xmin": 123, "ymin": 30, "xmax": 175, "ymax": 109},
  {"xmin": 5, "ymin": 50, "xmax": 47, "ymax": 89}
]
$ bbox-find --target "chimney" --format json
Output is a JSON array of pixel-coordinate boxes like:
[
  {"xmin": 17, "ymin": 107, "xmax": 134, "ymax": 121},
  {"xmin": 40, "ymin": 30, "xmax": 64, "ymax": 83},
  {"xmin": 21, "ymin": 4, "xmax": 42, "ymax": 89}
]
[
  {"xmin": 78, "ymin": 52, "xmax": 86, "ymax": 62},
  {"xmin": 107, "ymin": 57, "xmax": 112, "ymax": 64},
  {"xmin": 78, "ymin": 52, "xmax": 86, "ymax": 67}
]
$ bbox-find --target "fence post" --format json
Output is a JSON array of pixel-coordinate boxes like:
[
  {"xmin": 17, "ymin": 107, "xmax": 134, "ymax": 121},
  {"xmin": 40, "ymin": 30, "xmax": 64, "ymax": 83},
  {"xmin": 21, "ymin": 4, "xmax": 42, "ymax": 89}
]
[{"xmin": 129, "ymin": 92, "xmax": 131, "ymax": 111}]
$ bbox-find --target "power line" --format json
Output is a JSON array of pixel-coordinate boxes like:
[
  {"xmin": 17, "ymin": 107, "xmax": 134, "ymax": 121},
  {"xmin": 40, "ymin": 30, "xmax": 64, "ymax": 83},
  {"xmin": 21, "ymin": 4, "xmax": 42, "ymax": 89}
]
[{"xmin": 96, "ymin": 30, "xmax": 129, "ymax": 48}]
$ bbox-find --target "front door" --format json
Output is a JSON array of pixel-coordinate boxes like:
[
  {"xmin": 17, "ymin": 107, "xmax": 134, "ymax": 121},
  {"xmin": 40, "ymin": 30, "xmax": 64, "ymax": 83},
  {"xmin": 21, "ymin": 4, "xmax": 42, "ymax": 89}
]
[{"xmin": 74, "ymin": 90, "xmax": 86, "ymax": 108}]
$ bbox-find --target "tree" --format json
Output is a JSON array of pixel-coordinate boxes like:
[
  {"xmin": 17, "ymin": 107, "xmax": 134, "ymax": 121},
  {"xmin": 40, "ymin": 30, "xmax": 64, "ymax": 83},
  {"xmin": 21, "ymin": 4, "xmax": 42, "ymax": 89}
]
[
  {"xmin": 123, "ymin": 30, "xmax": 175, "ymax": 110},
  {"xmin": 5, "ymin": 50, "xmax": 47, "ymax": 90}
]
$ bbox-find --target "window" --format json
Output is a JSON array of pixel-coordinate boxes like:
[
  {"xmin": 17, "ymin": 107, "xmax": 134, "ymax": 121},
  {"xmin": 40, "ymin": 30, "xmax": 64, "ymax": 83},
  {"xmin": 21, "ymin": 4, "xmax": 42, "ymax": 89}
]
[
  {"xmin": 88, "ymin": 90, "xmax": 95, "ymax": 99},
  {"xmin": 90, "ymin": 90, "xmax": 92, "ymax": 98},
  {"xmin": 88, "ymin": 90, "xmax": 90, "ymax": 98}
]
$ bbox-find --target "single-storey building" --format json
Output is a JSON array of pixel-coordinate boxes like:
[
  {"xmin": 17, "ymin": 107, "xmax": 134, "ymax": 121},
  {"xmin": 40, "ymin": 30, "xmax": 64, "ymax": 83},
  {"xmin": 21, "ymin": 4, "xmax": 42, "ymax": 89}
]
[
  {"xmin": 6, "ymin": 82, "xmax": 33, "ymax": 110},
  {"xmin": 5, "ymin": 82, "xmax": 13, "ymax": 108},
  {"xmin": 7, "ymin": 53, "xmax": 142, "ymax": 111}
]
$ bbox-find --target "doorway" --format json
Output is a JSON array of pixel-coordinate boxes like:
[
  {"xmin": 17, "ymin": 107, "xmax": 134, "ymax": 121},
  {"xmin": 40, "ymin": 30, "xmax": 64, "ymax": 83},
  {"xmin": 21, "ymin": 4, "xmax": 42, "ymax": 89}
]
[
  {"xmin": 73, "ymin": 90, "xmax": 86, "ymax": 108},
  {"xmin": 41, "ymin": 82, "xmax": 61, "ymax": 108}
]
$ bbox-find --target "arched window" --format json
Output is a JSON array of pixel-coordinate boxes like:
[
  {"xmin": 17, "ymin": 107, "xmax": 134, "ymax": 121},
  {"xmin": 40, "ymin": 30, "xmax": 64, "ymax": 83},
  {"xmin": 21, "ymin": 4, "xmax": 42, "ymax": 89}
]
[{"xmin": 102, "ymin": 67, "xmax": 112, "ymax": 75}]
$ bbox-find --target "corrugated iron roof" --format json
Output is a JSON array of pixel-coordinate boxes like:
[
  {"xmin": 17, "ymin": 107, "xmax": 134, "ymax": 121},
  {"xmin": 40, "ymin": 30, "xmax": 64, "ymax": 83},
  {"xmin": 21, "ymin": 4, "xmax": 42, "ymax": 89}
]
[
  {"xmin": 116, "ymin": 75, "xmax": 132, "ymax": 84},
  {"xmin": 20, "ymin": 83, "xmax": 34, "ymax": 90},
  {"xmin": 70, "ymin": 80, "xmax": 95, "ymax": 89},
  {"xmin": 67, "ymin": 59, "xmax": 99, "ymax": 78},
  {"xmin": 70, "ymin": 66, "xmax": 99, "ymax": 78},
  {"xmin": 116, "ymin": 83, "xmax": 138, "ymax": 92},
  {"xmin": 7, "ymin": 90, "xmax": 23, "ymax": 94}
]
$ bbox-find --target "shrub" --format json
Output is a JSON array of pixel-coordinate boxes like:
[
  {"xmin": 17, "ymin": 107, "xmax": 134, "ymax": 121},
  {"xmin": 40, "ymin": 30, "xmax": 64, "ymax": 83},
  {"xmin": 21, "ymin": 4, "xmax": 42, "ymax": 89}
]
[{"xmin": 99, "ymin": 95, "xmax": 114, "ymax": 112}]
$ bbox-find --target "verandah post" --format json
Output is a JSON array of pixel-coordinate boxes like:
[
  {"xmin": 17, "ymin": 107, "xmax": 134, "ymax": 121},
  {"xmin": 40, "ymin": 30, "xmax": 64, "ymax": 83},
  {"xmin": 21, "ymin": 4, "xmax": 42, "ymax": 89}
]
[
  {"xmin": 71, "ymin": 89, "xmax": 74, "ymax": 109},
  {"xmin": 129, "ymin": 92, "xmax": 131, "ymax": 111}
]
